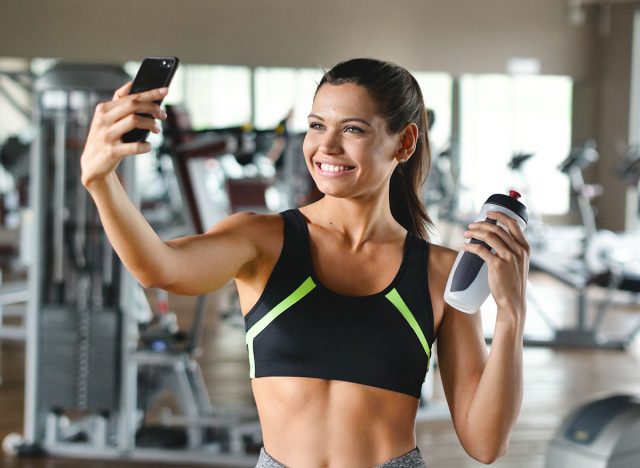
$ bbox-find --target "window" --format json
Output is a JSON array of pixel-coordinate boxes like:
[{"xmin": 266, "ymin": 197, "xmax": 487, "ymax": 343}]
[
  {"xmin": 254, "ymin": 67, "xmax": 323, "ymax": 132},
  {"xmin": 459, "ymin": 74, "xmax": 573, "ymax": 216},
  {"xmin": 412, "ymin": 72, "xmax": 453, "ymax": 154},
  {"xmin": 124, "ymin": 62, "xmax": 252, "ymax": 129}
]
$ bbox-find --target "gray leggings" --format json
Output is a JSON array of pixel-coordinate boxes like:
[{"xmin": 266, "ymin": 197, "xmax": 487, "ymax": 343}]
[{"xmin": 255, "ymin": 446, "xmax": 427, "ymax": 468}]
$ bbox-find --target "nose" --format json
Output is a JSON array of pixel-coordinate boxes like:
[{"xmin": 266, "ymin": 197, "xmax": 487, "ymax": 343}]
[{"xmin": 319, "ymin": 129, "xmax": 342, "ymax": 155}]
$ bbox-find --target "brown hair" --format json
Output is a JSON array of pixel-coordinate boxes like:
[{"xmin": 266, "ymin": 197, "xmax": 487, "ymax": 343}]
[{"xmin": 316, "ymin": 58, "xmax": 433, "ymax": 239}]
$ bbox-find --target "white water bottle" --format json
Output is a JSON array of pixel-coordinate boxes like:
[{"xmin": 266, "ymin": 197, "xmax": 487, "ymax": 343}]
[{"xmin": 444, "ymin": 190, "xmax": 528, "ymax": 314}]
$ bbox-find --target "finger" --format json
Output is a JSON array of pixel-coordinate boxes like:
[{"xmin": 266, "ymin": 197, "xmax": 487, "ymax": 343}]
[
  {"xmin": 129, "ymin": 87, "xmax": 169, "ymax": 103},
  {"xmin": 106, "ymin": 114, "xmax": 162, "ymax": 141},
  {"xmin": 486, "ymin": 211, "xmax": 530, "ymax": 252},
  {"xmin": 105, "ymin": 100, "xmax": 166, "ymax": 127},
  {"xmin": 112, "ymin": 141, "xmax": 152, "ymax": 158},
  {"xmin": 467, "ymin": 220, "xmax": 520, "ymax": 256},
  {"xmin": 464, "ymin": 228, "xmax": 513, "ymax": 261},
  {"xmin": 462, "ymin": 241, "xmax": 497, "ymax": 265},
  {"xmin": 113, "ymin": 81, "xmax": 133, "ymax": 101}
]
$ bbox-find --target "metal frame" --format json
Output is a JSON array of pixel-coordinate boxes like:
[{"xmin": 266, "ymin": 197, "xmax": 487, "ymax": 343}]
[{"xmin": 8, "ymin": 63, "xmax": 262, "ymax": 467}]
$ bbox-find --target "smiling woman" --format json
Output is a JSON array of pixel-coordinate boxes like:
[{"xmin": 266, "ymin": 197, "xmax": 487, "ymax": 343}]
[
  {"xmin": 304, "ymin": 59, "xmax": 433, "ymax": 240},
  {"xmin": 80, "ymin": 57, "xmax": 529, "ymax": 468}
]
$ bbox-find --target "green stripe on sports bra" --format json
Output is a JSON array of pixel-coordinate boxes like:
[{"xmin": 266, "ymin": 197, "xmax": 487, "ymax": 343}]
[
  {"xmin": 384, "ymin": 288, "xmax": 431, "ymax": 368},
  {"xmin": 246, "ymin": 276, "xmax": 317, "ymax": 378}
]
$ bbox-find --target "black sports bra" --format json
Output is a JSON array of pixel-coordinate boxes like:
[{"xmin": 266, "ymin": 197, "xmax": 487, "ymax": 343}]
[{"xmin": 243, "ymin": 209, "xmax": 435, "ymax": 399}]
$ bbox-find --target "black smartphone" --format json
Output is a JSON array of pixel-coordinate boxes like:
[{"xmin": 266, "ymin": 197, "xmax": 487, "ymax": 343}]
[{"xmin": 121, "ymin": 56, "xmax": 179, "ymax": 143}]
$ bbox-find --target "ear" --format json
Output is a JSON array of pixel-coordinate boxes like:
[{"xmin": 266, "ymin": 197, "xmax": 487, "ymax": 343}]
[{"xmin": 395, "ymin": 123, "xmax": 419, "ymax": 163}]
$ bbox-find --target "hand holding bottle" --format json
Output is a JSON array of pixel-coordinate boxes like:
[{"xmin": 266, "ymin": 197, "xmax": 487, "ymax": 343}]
[
  {"xmin": 444, "ymin": 191, "xmax": 530, "ymax": 315},
  {"xmin": 462, "ymin": 210, "xmax": 531, "ymax": 316}
]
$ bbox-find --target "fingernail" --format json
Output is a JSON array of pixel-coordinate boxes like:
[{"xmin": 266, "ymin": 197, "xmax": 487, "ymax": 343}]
[
  {"xmin": 159, "ymin": 87, "xmax": 168, "ymax": 95},
  {"xmin": 463, "ymin": 231, "xmax": 470, "ymax": 236}
]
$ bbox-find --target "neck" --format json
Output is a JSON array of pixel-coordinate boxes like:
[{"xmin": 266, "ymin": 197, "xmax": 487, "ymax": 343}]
[{"xmin": 312, "ymin": 191, "xmax": 402, "ymax": 251}]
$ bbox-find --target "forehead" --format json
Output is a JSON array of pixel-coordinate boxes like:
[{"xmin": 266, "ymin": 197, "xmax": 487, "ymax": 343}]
[{"xmin": 311, "ymin": 83, "xmax": 380, "ymax": 119}]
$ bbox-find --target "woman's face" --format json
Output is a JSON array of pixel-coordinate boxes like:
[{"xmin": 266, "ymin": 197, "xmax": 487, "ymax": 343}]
[{"xmin": 303, "ymin": 83, "xmax": 402, "ymax": 200}]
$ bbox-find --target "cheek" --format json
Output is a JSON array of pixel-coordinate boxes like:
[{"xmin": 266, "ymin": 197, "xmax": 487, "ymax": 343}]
[{"xmin": 302, "ymin": 137, "xmax": 314, "ymax": 164}]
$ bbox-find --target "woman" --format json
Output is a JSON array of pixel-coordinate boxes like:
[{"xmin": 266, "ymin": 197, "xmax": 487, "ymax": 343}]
[{"xmin": 81, "ymin": 58, "xmax": 530, "ymax": 468}]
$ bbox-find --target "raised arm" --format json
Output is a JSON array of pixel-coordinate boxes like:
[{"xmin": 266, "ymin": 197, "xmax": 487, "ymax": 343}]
[
  {"xmin": 82, "ymin": 82, "xmax": 258, "ymax": 295},
  {"xmin": 436, "ymin": 211, "xmax": 530, "ymax": 464}
]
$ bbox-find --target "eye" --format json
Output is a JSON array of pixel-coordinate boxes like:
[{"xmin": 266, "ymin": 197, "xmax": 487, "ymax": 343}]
[
  {"xmin": 344, "ymin": 126, "xmax": 364, "ymax": 134},
  {"xmin": 308, "ymin": 121, "xmax": 324, "ymax": 130}
]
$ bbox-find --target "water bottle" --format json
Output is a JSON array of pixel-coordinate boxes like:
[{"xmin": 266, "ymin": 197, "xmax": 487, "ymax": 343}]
[{"xmin": 444, "ymin": 190, "xmax": 528, "ymax": 313}]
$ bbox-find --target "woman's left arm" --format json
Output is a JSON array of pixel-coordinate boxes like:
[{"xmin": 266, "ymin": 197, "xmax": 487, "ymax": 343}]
[{"xmin": 437, "ymin": 210, "xmax": 530, "ymax": 464}]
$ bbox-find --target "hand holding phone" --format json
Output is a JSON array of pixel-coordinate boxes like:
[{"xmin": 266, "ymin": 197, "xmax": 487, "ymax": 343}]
[{"xmin": 121, "ymin": 56, "xmax": 179, "ymax": 143}]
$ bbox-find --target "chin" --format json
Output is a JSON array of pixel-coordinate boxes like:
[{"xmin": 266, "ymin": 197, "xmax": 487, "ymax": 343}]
[{"xmin": 314, "ymin": 186, "xmax": 352, "ymax": 199}]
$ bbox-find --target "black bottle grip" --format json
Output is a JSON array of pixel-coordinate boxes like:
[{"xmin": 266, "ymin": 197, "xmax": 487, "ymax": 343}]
[
  {"xmin": 469, "ymin": 217, "xmax": 497, "ymax": 252},
  {"xmin": 450, "ymin": 217, "xmax": 497, "ymax": 292}
]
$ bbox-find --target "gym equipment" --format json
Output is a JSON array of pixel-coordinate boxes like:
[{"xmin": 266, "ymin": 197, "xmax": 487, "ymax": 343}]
[
  {"xmin": 3, "ymin": 62, "xmax": 261, "ymax": 467},
  {"xmin": 25, "ymin": 64, "xmax": 127, "ymax": 454},
  {"xmin": 546, "ymin": 394, "xmax": 640, "ymax": 468},
  {"xmin": 0, "ymin": 66, "xmax": 33, "ymax": 121},
  {"xmin": 423, "ymin": 109, "xmax": 464, "ymax": 224},
  {"xmin": 506, "ymin": 151, "xmax": 549, "ymax": 249},
  {"xmin": 525, "ymin": 140, "xmax": 640, "ymax": 349},
  {"xmin": 444, "ymin": 190, "xmax": 528, "ymax": 313},
  {"xmin": 160, "ymin": 104, "xmax": 285, "ymax": 234},
  {"xmin": 615, "ymin": 144, "xmax": 640, "ymax": 187}
]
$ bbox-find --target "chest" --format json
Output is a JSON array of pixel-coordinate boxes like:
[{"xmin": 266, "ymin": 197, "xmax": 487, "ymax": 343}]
[
  {"xmin": 249, "ymin": 288, "xmax": 432, "ymax": 398},
  {"xmin": 308, "ymin": 236, "xmax": 405, "ymax": 297}
]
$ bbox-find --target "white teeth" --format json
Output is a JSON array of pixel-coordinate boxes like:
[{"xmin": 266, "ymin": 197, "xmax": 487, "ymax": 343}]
[{"xmin": 320, "ymin": 163, "xmax": 352, "ymax": 172}]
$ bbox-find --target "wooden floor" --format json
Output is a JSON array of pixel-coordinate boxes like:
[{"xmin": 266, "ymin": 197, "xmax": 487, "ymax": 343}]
[{"xmin": 2, "ymin": 265, "xmax": 640, "ymax": 467}]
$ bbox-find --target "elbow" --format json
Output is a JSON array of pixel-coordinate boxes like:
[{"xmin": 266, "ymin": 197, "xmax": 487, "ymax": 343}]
[
  {"xmin": 473, "ymin": 451, "xmax": 504, "ymax": 465},
  {"xmin": 137, "ymin": 277, "xmax": 162, "ymax": 290},
  {"xmin": 470, "ymin": 443, "xmax": 508, "ymax": 465},
  {"xmin": 136, "ymin": 271, "xmax": 171, "ymax": 290},
  {"xmin": 139, "ymin": 280, "xmax": 161, "ymax": 290}
]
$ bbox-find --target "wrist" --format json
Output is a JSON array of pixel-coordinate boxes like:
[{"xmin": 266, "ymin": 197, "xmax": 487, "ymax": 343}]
[
  {"xmin": 83, "ymin": 171, "xmax": 118, "ymax": 194},
  {"xmin": 495, "ymin": 305, "xmax": 526, "ymax": 336}
]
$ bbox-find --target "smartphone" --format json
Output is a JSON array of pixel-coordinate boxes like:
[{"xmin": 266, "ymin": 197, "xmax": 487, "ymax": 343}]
[{"xmin": 121, "ymin": 56, "xmax": 179, "ymax": 143}]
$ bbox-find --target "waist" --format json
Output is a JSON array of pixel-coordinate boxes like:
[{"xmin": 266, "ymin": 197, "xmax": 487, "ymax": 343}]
[
  {"xmin": 258, "ymin": 446, "xmax": 426, "ymax": 468},
  {"xmin": 252, "ymin": 377, "xmax": 419, "ymax": 465}
]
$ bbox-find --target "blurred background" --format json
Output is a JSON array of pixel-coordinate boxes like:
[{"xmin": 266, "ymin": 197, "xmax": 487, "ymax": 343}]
[{"xmin": 0, "ymin": 1, "xmax": 639, "ymax": 467}]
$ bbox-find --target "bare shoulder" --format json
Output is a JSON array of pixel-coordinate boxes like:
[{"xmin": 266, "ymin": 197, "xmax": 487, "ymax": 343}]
[
  {"xmin": 427, "ymin": 243, "xmax": 458, "ymax": 285},
  {"xmin": 207, "ymin": 211, "xmax": 284, "ymax": 255},
  {"xmin": 205, "ymin": 210, "xmax": 282, "ymax": 235}
]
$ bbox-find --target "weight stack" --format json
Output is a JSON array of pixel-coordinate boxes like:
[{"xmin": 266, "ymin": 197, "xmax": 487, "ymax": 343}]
[{"xmin": 39, "ymin": 305, "xmax": 120, "ymax": 413}]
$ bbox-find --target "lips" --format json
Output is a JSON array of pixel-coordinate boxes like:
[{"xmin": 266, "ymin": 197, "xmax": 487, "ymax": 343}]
[{"xmin": 315, "ymin": 162, "xmax": 356, "ymax": 176}]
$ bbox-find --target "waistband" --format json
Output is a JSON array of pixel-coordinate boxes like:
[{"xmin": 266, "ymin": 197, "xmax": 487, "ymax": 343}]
[{"xmin": 255, "ymin": 446, "xmax": 427, "ymax": 468}]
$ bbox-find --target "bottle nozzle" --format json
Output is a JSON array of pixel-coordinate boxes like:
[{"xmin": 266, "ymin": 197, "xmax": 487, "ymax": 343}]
[{"xmin": 508, "ymin": 189, "xmax": 521, "ymax": 200}]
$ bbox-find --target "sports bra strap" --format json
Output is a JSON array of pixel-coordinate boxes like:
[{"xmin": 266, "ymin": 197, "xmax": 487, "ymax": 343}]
[{"xmin": 278, "ymin": 209, "xmax": 314, "ymax": 276}]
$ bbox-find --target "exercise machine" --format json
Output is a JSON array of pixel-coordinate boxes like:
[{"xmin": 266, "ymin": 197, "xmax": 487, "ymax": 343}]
[
  {"xmin": 2, "ymin": 62, "xmax": 260, "ymax": 467},
  {"xmin": 526, "ymin": 140, "xmax": 640, "ymax": 349},
  {"xmin": 546, "ymin": 394, "xmax": 640, "ymax": 468}
]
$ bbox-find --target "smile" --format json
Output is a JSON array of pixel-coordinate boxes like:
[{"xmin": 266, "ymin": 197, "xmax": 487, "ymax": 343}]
[{"xmin": 315, "ymin": 162, "xmax": 356, "ymax": 176}]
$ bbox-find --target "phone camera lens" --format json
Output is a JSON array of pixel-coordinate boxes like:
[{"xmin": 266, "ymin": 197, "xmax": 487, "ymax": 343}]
[{"xmin": 162, "ymin": 60, "xmax": 167, "ymax": 66}]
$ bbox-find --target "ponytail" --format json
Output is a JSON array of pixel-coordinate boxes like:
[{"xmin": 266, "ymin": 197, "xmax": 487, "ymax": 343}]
[{"xmin": 389, "ymin": 105, "xmax": 432, "ymax": 239}]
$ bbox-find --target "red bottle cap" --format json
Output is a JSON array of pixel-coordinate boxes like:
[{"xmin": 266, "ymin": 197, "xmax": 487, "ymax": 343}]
[{"xmin": 508, "ymin": 189, "xmax": 522, "ymax": 200}]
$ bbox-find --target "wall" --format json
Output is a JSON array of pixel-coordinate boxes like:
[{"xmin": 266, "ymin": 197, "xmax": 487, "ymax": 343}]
[
  {"xmin": 1, "ymin": 0, "xmax": 595, "ymax": 76},
  {"xmin": 594, "ymin": 4, "xmax": 636, "ymax": 231},
  {"xmin": 4, "ymin": 0, "xmax": 638, "ymax": 231}
]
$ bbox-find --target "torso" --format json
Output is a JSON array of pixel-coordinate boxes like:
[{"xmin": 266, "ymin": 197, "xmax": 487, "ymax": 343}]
[{"xmin": 234, "ymin": 208, "xmax": 452, "ymax": 467}]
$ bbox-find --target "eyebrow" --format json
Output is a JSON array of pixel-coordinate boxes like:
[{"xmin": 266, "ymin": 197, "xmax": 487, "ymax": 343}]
[{"xmin": 307, "ymin": 113, "xmax": 373, "ymax": 128}]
